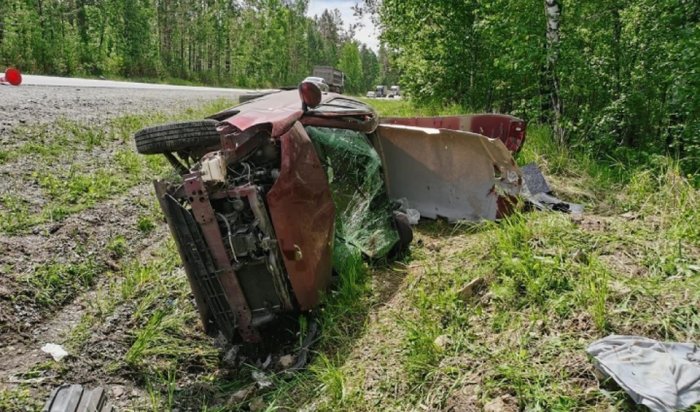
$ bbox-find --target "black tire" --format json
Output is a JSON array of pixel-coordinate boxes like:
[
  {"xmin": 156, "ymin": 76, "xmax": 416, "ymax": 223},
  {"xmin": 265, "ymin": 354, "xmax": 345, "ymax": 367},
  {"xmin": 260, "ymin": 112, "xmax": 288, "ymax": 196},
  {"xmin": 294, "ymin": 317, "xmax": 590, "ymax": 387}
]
[{"xmin": 134, "ymin": 120, "xmax": 220, "ymax": 155}]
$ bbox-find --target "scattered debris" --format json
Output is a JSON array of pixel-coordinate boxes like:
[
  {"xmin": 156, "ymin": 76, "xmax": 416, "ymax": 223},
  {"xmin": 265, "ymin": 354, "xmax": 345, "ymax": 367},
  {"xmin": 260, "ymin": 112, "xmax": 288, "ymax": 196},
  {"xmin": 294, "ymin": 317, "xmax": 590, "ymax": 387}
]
[
  {"xmin": 587, "ymin": 335, "xmax": 700, "ymax": 412},
  {"xmin": 375, "ymin": 124, "xmax": 522, "ymax": 222},
  {"xmin": 483, "ymin": 394, "xmax": 518, "ymax": 412},
  {"xmin": 0, "ymin": 67, "xmax": 22, "ymax": 86},
  {"xmin": 110, "ymin": 386, "xmax": 126, "ymax": 399},
  {"xmin": 248, "ymin": 397, "xmax": 267, "ymax": 412},
  {"xmin": 521, "ymin": 162, "xmax": 583, "ymax": 214},
  {"xmin": 457, "ymin": 277, "xmax": 487, "ymax": 302},
  {"xmin": 8, "ymin": 374, "xmax": 46, "ymax": 384},
  {"xmin": 43, "ymin": 384, "xmax": 114, "ymax": 412},
  {"xmin": 434, "ymin": 335, "xmax": 451, "ymax": 351},
  {"xmin": 520, "ymin": 163, "xmax": 551, "ymax": 194},
  {"xmin": 261, "ymin": 354, "xmax": 272, "ymax": 370},
  {"xmin": 222, "ymin": 345, "xmax": 239, "ymax": 368},
  {"xmin": 620, "ymin": 211, "xmax": 640, "ymax": 221},
  {"xmin": 41, "ymin": 343, "xmax": 68, "ymax": 361},
  {"xmin": 252, "ymin": 370, "xmax": 273, "ymax": 389},
  {"xmin": 279, "ymin": 354, "xmax": 296, "ymax": 369},
  {"xmin": 396, "ymin": 198, "xmax": 421, "ymax": 225},
  {"xmin": 284, "ymin": 318, "xmax": 320, "ymax": 373},
  {"xmin": 229, "ymin": 384, "xmax": 256, "ymax": 403}
]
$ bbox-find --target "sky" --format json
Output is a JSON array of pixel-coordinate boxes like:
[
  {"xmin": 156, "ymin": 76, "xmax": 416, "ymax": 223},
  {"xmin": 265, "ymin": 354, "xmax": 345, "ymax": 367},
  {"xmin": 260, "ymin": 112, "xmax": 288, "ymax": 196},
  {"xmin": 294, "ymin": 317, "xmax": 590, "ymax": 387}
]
[{"xmin": 306, "ymin": 0, "xmax": 380, "ymax": 51}]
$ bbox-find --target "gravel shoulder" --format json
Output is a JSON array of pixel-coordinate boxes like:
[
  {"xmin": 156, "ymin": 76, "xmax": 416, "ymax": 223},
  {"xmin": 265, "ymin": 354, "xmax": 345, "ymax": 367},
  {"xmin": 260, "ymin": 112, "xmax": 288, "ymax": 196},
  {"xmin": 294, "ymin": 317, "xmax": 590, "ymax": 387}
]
[{"xmin": 0, "ymin": 85, "xmax": 242, "ymax": 140}]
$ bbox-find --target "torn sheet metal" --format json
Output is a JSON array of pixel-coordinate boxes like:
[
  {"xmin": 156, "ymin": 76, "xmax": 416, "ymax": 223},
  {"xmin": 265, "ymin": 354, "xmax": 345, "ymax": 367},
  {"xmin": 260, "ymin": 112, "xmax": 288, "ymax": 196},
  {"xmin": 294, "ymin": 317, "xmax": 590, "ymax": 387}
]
[
  {"xmin": 520, "ymin": 163, "xmax": 551, "ymax": 195},
  {"xmin": 520, "ymin": 162, "xmax": 583, "ymax": 214},
  {"xmin": 373, "ymin": 124, "xmax": 521, "ymax": 222},
  {"xmin": 587, "ymin": 335, "xmax": 700, "ymax": 412}
]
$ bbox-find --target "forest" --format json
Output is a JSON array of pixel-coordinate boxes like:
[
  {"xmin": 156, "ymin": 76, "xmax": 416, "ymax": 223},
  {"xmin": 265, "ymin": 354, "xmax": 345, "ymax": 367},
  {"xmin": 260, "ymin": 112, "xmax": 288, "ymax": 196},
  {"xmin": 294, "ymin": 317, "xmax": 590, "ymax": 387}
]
[
  {"xmin": 0, "ymin": 0, "xmax": 394, "ymax": 93},
  {"xmin": 1, "ymin": 0, "xmax": 697, "ymax": 176},
  {"xmin": 372, "ymin": 0, "xmax": 700, "ymax": 176}
]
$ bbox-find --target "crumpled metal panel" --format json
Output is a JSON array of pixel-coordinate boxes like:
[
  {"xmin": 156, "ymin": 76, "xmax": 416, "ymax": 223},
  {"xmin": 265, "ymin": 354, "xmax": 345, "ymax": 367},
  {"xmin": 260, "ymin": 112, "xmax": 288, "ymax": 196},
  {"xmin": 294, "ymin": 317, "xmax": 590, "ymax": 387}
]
[
  {"xmin": 374, "ymin": 124, "xmax": 521, "ymax": 221},
  {"xmin": 381, "ymin": 114, "xmax": 526, "ymax": 153},
  {"xmin": 266, "ymin": 122, "xmax": 335, "ymax": 310}
]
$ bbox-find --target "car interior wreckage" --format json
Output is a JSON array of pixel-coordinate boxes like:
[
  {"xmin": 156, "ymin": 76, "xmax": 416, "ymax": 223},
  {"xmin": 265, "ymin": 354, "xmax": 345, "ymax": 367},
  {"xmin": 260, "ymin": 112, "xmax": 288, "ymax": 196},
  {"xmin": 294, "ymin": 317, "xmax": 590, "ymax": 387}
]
[{"xmin": 133, "ymin": 81, "xmax": 529, "ymax": 351}]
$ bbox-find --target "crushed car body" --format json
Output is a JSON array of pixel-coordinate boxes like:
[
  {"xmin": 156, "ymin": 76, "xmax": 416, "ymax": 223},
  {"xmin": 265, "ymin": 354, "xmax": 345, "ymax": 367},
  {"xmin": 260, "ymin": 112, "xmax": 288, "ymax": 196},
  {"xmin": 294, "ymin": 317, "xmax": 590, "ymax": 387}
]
[
  {"xmin": 373, "ymin": 125, "xmax": 521, "ymax": 222},
  {"xmin": 134, "ymin": 83, "xmax": 526, "ymax": 345}
]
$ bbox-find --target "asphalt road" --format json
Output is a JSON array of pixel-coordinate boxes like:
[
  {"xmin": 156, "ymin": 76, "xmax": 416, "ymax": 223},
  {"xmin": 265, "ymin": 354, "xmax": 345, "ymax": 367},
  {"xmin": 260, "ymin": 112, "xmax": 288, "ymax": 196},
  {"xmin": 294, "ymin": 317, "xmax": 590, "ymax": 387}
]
[
  {"xmin": 17, "ymin": 74, "xmax": 261, "ymax": 93},
  {"xmin": 0, "ymin": 75, "xmax": 263, "ymax": 140}
]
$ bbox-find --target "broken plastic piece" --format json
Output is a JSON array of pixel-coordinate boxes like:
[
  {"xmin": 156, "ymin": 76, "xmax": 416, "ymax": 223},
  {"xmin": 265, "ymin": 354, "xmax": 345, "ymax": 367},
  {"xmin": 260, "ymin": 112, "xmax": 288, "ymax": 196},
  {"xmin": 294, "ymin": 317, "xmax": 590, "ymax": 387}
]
[
  {"xmin": 41, "ymin": 343, "xmax": 68, "ymax": 361},
  {"xmin": 43, "ymin": 384, "xmax": 114, "ymax": 412}
]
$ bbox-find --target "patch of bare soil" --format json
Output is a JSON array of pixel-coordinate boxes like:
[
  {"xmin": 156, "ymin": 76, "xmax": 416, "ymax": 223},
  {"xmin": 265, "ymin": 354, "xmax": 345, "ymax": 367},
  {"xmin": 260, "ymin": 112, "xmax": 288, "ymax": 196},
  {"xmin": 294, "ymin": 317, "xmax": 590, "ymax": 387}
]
[{"xmin": 0, "ymin": 183, "xmax": 166, "ymax": 343}]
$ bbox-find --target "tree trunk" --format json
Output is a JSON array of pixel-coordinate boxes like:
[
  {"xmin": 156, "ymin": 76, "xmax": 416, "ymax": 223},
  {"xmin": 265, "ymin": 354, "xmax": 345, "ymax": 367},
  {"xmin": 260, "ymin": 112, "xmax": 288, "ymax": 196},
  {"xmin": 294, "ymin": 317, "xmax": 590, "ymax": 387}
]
[{"xmin": 544, "ymin": 0, "xmax": 565, "ymax": 145}]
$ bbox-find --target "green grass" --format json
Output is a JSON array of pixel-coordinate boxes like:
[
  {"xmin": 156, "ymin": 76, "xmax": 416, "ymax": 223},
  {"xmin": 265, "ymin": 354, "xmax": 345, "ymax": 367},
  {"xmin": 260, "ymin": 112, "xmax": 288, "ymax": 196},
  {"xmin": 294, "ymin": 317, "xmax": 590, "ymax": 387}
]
[
  {"xmin": 0, "ymin": 98, "xmax": 236, "ymax": 234},
  {"xmin": 0, "ymin": 387, "xmax": 42, "ymax": 412},
  {"xmin": 22, "ymin": 259, "xmax": 101, "ymax": 307},
  {"xmin": 359, "ymin": 97, "xmax": 470, "ymax": 117},
  {"xmin": 17, "ymin": 98, "xmax": 698, "ymax": 411}
]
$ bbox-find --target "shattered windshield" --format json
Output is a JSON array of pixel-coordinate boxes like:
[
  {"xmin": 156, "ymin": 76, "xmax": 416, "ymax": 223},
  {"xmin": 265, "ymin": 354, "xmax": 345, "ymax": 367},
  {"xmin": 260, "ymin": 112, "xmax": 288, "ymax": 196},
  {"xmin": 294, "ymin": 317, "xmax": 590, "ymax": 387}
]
[{"xmin": 305, "ymin": 126, "xmax": 399, "ymax": 268}]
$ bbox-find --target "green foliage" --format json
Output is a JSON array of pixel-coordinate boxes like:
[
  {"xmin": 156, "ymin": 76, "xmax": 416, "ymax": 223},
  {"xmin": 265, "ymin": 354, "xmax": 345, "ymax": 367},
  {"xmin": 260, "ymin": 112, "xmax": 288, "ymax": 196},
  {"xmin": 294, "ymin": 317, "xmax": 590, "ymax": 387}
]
[
  {"xmin": 0, "ymin": 1, "xmax": 382, "ymax": 91},
  {"xmin": 25, "ymin": 260, "xmax": 101, "ymax": 307},
  {"xmin": 337, "ymin": 42, "xmax": 364, "ymax": 94},
  {"xmin": 0, "ymin": 387, "xmax": 41, "ymax": 412},
  {"xmin": 107, "ymin": 235, "xmax": 129, "ymax": 258},
  {"xmin": 137, "ymin": 215, "xmax": 156, "ymax": 233},
  {"xmin": 377, "ymin": 0, "xmax": 700, "ymax": 175}
]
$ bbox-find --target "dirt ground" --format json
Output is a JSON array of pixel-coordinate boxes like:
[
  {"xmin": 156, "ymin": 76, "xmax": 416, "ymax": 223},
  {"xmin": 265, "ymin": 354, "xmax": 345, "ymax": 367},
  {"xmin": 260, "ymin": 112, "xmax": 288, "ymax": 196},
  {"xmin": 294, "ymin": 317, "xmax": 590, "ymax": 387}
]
[{"xmin": 0, "ymin": 84, "xmax": 243, "ymax": 408}]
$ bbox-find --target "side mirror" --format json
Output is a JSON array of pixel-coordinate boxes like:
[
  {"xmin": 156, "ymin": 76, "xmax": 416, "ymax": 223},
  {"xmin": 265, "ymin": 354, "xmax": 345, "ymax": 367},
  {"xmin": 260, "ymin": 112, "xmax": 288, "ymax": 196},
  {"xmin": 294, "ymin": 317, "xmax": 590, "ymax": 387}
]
[
  {"xmin": 1, "ymin": 68, "xmax": 22, "ymax": 86},
  {"xmin": 299, "ymin": 81, "xmax": 322, "ymax": 111}
]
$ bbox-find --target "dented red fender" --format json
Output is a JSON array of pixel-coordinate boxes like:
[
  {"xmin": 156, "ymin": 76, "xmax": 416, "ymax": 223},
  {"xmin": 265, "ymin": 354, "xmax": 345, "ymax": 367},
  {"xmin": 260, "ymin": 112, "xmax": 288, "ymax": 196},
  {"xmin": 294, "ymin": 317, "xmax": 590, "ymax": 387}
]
[{"xmin": 266, "ymin": 122, "xmax": 335, "ymax": 310}]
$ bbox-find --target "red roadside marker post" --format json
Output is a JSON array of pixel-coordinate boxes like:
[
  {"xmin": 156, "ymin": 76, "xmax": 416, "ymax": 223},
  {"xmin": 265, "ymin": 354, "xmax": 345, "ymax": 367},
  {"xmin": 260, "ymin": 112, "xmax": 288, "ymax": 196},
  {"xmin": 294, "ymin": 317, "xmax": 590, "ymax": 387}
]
[{"xmin": 0, "ymin": 68, "xmax": 22, "ymax": 86}]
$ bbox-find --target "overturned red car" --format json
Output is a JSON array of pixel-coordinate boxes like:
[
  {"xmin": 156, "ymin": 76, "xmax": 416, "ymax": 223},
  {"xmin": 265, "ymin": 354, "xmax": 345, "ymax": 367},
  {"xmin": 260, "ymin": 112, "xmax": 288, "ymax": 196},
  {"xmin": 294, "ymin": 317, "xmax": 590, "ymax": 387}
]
[{"xmin": 134, "ymin": 83, "xmax": 524, "ymax": 345}]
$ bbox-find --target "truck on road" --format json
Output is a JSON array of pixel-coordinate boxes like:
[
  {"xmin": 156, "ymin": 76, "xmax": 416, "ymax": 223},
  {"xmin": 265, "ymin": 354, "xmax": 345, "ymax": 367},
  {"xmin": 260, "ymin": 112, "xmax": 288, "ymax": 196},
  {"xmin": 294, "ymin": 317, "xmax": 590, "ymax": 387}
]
[{"xmin": 312, "ymin": 66, "xmax": 344, "ymax": 93}]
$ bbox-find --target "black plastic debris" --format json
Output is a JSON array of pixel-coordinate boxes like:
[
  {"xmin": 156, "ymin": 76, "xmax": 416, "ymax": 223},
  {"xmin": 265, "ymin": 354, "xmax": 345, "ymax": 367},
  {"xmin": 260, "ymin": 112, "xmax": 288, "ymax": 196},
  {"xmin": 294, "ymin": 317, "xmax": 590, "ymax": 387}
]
[
  {"xmin": 43, "ymin": 385, "xmax": 114, "ymax": 412},
  {"xmin": 521, "ymin": 162, "xmax": 583, "ymax": 214}
]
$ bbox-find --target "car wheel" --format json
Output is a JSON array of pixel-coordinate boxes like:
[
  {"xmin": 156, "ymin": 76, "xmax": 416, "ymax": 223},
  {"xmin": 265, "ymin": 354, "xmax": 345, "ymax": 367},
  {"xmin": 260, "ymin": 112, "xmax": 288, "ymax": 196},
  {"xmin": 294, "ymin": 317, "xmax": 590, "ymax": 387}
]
[{"xmin": 134, "ymin": 120, "xmax": 220, "ymax": 155}]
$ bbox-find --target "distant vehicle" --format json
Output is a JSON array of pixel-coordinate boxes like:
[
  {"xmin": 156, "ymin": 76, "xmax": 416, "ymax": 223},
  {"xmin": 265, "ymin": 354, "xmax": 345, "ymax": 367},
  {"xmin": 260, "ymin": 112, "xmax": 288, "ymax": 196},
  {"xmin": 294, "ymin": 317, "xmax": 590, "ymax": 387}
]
[
  {"xmin": 366, "ymin": 91, "xmax": 376, "ymax": 98},
  {"xmin": 375, "ymin": 85, "xmax": 386, "ymax": 98},
  {"xmin": 388, "ymin": 85, "xmax": 401, "ymax": 98},
  {"xmin": 302, "ymin": 76, "xmax": 329, "ymax": 92},
  {"xmin": 312, "ymin": 66, "xmax": 344, "ymax": 93}
]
